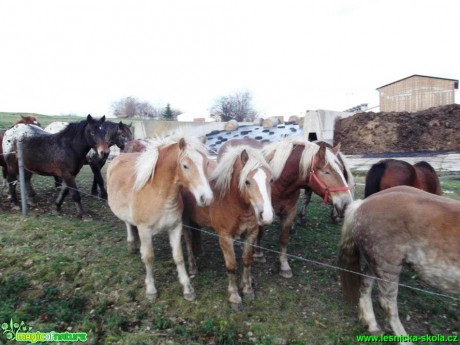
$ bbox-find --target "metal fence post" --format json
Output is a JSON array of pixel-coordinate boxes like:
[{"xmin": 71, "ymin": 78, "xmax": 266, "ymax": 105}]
[{"xmin": 17, "ymin": 140, "xmax": 28, "ymax": 217}]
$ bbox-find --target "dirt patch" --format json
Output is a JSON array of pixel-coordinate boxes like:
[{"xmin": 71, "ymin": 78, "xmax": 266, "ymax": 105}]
[{"xmin": 334, "ymin": 104, "xmax": 460, "ymax": 154}]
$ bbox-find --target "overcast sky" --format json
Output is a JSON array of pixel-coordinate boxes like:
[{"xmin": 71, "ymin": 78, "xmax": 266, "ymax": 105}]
[{"xmin": 1, "ymin": 0, "xmax": 459, "ymax": 118}]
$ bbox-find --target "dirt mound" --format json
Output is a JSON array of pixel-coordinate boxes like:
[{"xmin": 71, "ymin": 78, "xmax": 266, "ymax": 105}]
[{"xmin": 334, "ymin": 104, "xmax": 460, "ymax": 154}]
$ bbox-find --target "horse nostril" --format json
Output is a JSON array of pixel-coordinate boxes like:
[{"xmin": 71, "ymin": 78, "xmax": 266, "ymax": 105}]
[
  {"xmin": 200, "ymin": 194, "xmax": 205, "ymax": 204},
  {"xmin": 259, "ymin": 211, "xmax": 264, "ymax": 220}
]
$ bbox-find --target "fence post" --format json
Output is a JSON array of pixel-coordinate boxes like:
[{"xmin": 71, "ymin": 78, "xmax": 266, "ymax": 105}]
[{"xmin": 17, "ymin": 140, "xmax": 28, "ymax": 217}]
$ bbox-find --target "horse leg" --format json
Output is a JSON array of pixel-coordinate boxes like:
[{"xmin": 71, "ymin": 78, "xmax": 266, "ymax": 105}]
[
  {"xmin": 6, "ymin": 164, "xmax": 20, "ymax": 209},
  {"xmin": 252, "ymin": 225, "xmax": 266, "ymax": 263},
  {"xmin": 377, "ymin": 273, "xmax": 409, "ymax": 343},
  {"xmin": 359, "ymin": 266, "xmax": 383, "ymax": 335},
  {"xmin": 55, "ymin": 181, "xmax": 69, "ymax": 213},
  {"xmin": 297, "ymin": 189, "xmax": 312, "ymax": 227},
  {"xmin": 182, "ymin": 224, "xmax": 198, "ymax": 276},
  {"xmin": 1, "ymin": 166, "xmax": 7, "ymax": 189},
  {"xmin": 218, "ymin": 234, "xmax": 242, "ymax": 311},
  {"xmin": 54, "ymin": 176, "xmax": 62, "ymax": 189},
  {"xmin": 168, "ymin": 223, "xmax": 195, "ymax": 301},
  {"xmin": 138, "ymin": 226, "xmax": 157, "ymax": 300},
  {"xmin": 126, "ymin": 223, "xmax": 140, "ymax": 253},
  {"xmin": 90, "ymin": 163, "xmax": 107, "ymax": 199},
  {"xmin": 279, "ymin": 206, "xmax": 297, "ymax": 278},
  {"xmin": 241, "ymin": 228, "xmax": 258, "ymax": 301}
]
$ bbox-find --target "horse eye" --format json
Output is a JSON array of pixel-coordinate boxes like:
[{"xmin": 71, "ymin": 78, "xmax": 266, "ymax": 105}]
[
  {"xmin": 183, "ymin": 164, "xmax": 189, "ymax": 170},
  {"xmin": 245, "ymin": 180, "xmax": 250, "ymax": 186},
  {"xmin": 270, "ymin": 178, "xmax": 274, "ymax": 183}
]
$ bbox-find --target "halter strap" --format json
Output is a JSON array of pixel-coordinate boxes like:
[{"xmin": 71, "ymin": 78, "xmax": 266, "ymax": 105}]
[{"xmin": 308, "ymin": 154, "xmax": 351, "ymax": 204}]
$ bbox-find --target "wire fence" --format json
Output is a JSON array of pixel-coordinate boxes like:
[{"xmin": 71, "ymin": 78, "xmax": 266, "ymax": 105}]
[{"xmin": 2, "ymin": 143, "xmax": 458, "ymax": 304}]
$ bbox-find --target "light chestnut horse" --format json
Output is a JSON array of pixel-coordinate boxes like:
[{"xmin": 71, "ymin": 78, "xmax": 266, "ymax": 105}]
[
  {"xmin": 182, "ymin": 144, "xmax": 273, "ymax": 311},
  {"xmin": 338, "ymin": 186, "xmax": 460, "ymax": 345},
  {"xmin": 254, "ymin": 138, "xmax": 353, "ymax": 277},
  {"xmin": 107, "ymin": 135, "xmax": 213, "ymax": 301}
]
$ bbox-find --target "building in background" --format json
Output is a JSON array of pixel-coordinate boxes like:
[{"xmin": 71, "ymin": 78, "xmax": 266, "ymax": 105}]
[{"xmin": 377, "ymin": 75, "xmax": 458, "ymax": 112}]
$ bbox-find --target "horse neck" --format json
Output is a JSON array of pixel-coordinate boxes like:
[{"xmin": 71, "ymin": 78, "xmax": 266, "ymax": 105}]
[
  {"xmin": 272, "ymin": 145, "xmax": 305, "ymax": 196},
  {"xmin": 58, "ymin": 124, "xmax": 93, "ymax": 158},
  {"xmin": 104, "ymin": 123, "xmax": 119, "ymax": 147},
  {"xmin": 153, "ymin": 144, "xmax": 182, "ymax": 200}
]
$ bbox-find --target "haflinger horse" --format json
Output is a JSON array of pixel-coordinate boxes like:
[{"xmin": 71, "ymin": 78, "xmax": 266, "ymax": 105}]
[
  {"xmin": 3, "ymin": 115, "xmax": 109, "ymax": 218},
  {"xmin": 298, "ymin": 142, "xmax": 355, "ymax": 225},
  {"xmin": 122, "ymin": 139, "xmax": 150, "ymax": 153},
  {"xmin": 182, "ymin": 143, "xmax": 273, "ymax": 311},
  {"xmin": 254, "ymin": 138, "xmax": 353, "ymax": 278},
  {"xmin": 338, "ymin": 186, "xmax": 460, "ymax": 345},
  {"xmin": 0, "ymin": 115, "xmax": 41, "ymax": 187},
  {"xmin": 45, "ymin": 120, "xmax": 133, "ymax": 199},
  {"xmin": 107, "ymin": 134, "xmax": 213, "ymax": 302},
  {"xmin": 364, "ymin": 158, "xmax": 442, "ymax": 197}
]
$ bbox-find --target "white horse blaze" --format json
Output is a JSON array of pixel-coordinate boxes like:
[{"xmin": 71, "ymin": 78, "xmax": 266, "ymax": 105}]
[
  {"xmin": 253, "ymin": 169, "xmax": 273, "ymax": 224},
  {"xmin": 188, "ymin": 152, "xmax": 213, "ymax": 206}
]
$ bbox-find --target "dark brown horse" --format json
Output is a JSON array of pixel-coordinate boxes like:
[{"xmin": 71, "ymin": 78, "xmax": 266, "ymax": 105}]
[
  {"xmin": 3, "ymin": 115, "xmax": 109, "ymax": 217},
  {"xmin": 364, "ymin": 158, "xmax": 441, "ymax": 197},
  {"xmin": 338, "ymin": 186, "xmax": 459, "ymax": 343},
  {"xmin": 0, "ymin": 115, "xmax": 41, "ymax": 186}
]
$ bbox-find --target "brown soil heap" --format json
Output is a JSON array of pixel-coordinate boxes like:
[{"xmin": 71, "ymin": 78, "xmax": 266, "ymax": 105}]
[{"xmin": 334, "ymin": 104, "xmax": 460, "ymax": 154}]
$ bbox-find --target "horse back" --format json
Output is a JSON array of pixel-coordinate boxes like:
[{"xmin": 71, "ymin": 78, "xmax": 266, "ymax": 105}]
[
  {"xmin": 364, "ymin": 159, "xmax": 415, "ymax": 197},
  {"xmin": 354, "ymin": 186, "xmax": 460, "ymax": 293},
  {"xmin": 217, "ymin": 138, "xmax": 263, "ymax": 161}
]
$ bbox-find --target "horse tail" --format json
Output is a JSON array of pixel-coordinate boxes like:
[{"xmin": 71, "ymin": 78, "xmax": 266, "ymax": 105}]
[
  {"xmin": 364, "ymin": 160, "xmax": 387, "ymax": 197},
  {"xmin": 337, "ymin": 199, "xmax": 364, "ymax": 303}
]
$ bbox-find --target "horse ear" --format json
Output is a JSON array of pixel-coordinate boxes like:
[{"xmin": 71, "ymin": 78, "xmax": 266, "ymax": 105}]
[
  {"xmin": 87, "ymin": 114, "xmax": 93, "ymax": 123},
  {"xmin": 241, "ymin": 149, "xmax": 249, "ymax": 166},
  {"xmin": 179, "ymin": 138, "xmax": 186, "ymax": 151},
  {"xmin": 200, "ymin": 136, "xmax": 207, "ymax": 145},
  {"xmin": 20, "ymin": 114, "xmax": 25, "ymax": 119},
  {"xmin": 332, "ymin": 142, "xmax": 341, "ymax": 155},
  {"xmin": 129, "ymin": 122, "xmax": 133, "ymax": 128},
  {"xmin": 318, "ymin": 143, "xmax": 327, "ymax": 161},
  {"xmin": 264, "ymin": 150, "xmax": 275, "ymax": 163},
  {"xmin": 100, "ymin": 115, "xmax": 106, "ymax": 123}
]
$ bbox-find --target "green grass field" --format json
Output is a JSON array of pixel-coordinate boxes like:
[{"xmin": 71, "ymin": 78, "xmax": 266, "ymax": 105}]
[
  {"xmin": 0, "ymin": 113, "xmax": 458, "ymax": 344},
  {"xmin": 0, "ymin": 166, "xmax": 459, "ymax": 345}
]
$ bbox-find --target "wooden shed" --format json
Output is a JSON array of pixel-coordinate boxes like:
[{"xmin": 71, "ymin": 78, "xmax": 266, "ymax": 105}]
[{"xmin": 377, "ymin": 75, "xmax": 458, "ymax": 112}]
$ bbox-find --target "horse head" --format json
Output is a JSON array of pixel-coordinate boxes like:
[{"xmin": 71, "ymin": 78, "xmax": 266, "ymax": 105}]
[
  {"xmin": 238, "ymin": 149, "xmax": 274, "ymax": 226},
  {"xmin": 307, "ymin": 143, "xmax": 353, "ymax": 217},
  {"xmin": 18, "ymin": 115, "xmax": 41, "ymax": 127},
  {"xmin": 177, "ymin": 137, "xmax": 214, "ymax": 207},
  {"xmin": 85, "ymin": 114, "xmax": 110, "ymax": 159},
  {"xmin": 113, "ymin": 122, "xmax": 133, "ymax": 150}
]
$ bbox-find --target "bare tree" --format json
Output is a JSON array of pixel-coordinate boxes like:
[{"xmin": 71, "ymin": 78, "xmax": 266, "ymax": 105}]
[
  {"xmin": 111, "ymin": 97, "xmax": 163, "ymax": 119},
  {"xmin": 211, "ymin": 91, "xmax": 257, "ymax": 122}
]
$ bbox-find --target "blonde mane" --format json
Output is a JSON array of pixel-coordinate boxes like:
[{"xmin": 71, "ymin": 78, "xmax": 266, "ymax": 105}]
[
  {"xmin": 133, "ymin": 134, "xmax": 207, "ymax": 191},
  {"xmin": 262, "ymin": 138, "xmax": 345, "ymax": 179},
  {"xmin": 211, "ymin": 145, "xmax": 271, "ymax": 198}
]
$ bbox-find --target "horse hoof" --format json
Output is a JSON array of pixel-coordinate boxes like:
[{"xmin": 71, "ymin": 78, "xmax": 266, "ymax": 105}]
[
  {"xmin": 188, "ymin": 267, "xmax": 198, "ymax": 276},
  {"xmin": 368, "ymin": 328, "xmax": 383, "ymax": 335},
  {"xmin": 127, "ymin": 242, "xmax": 139, "ymax": 254},
  {"xmin": 243, "ymin": 291, "xmax": 255, "ymax": 301},
  {"xmin": 252, "ymin": 255, "xmax": 266, "ymax": 263},
  {"xmin": 280, "ymin": 269, "xmax": 293, "ymax": 279},
  {"xmin": 146, "ymin": 292, "xmax": 157, "ymax": 301},
  {"xmin": 183, "ymin": 291, "xmax": 196, "ymax": 301},
  {"xmin": 231, "ymin": 302, "xmax": 244, "ymax": 312},
  {"xmin": 80, "ymin": 214, "xmax": 93, "ymax": 222},
  {"xmin": 11, "ymin": 204, "xmax": 20, "ymax": 211}
]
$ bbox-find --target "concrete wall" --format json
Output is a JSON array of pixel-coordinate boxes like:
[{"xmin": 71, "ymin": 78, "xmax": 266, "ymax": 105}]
[{"xmin": 302, "ymin": 109, "xmax": 353, "ymax": 143}]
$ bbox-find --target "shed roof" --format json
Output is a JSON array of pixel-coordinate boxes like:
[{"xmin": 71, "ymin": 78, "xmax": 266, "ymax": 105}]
[{"xmin": 376, "ymin": 74, "xmax": 459, "ymax": 90}]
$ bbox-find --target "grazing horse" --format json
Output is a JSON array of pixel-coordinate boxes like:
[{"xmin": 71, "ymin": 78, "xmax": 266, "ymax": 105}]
[
  {"xmin": 3, "ymin": 115, "xmax": 109, "ymax": 217},
  {"xmin": 107, "ymin": 135, "xmax": 213, "ymax": 302},
  {"xmin": 0, "ymin": 115, "xmax": 41, "ymax": 186},
  {"xmin": 338, "ymin": 186, "xmax": 460, "ymax": 344},
  {"xmin": 298, "ymin": 142, "xmax": 354, "ymax": 225},
  {"xmin": 182, "ymin": 144, "xmax": 273, "ymax": 311},
  {"xmin": 44, "ymin": 121, "xmax": 133, "ymax": 199},
  {"xmin": 364, "ymin": 158, "xmax": 442, "ymax": 197},
  {"xmin": 254, "ymin": 138, "xmax": 353, "ymax": 278}
]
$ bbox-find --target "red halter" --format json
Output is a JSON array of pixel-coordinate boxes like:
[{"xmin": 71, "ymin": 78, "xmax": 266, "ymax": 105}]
[{"xmin": 308, "ymin": 155, "xmax": 351, "ymax": 204}]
